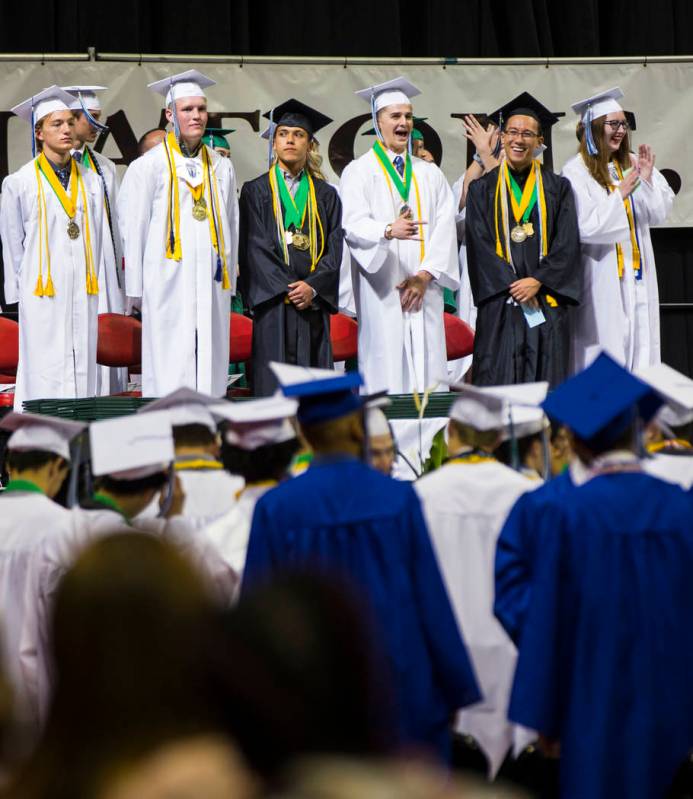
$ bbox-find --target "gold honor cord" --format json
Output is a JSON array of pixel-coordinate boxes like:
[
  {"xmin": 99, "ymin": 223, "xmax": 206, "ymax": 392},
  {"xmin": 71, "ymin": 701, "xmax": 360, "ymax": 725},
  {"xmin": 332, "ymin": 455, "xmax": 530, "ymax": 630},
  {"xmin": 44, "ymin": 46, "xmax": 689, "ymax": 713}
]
[
  {"xmin": 610, "ymin": 161, "xmax": 642, "ymax": 279},
  {"xmin": 268, "ymin": 165, "xmax": 325, "ymax": 274},
  {"xmin": 374, "ymin": 154, "xmax": 426, "ymax": 263}
]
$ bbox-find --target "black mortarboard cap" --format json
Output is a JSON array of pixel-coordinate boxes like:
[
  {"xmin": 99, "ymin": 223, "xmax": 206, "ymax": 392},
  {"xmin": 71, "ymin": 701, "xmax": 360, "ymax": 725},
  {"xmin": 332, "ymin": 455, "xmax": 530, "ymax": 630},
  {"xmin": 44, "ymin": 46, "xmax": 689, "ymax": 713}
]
[
  {"xmin": 489, "ymin": 92, "xmax": 561, "ymax": 132},
  {"xmin": 263, "ymin": 98, "xmax": 332, "ymax": 137}
]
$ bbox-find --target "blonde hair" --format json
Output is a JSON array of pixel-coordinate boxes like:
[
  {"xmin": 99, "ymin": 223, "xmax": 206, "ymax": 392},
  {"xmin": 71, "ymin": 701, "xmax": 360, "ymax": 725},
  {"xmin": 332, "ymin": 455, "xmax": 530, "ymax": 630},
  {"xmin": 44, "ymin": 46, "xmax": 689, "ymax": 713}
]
[
  {"xmin": 272, "ymin": 139, "xmax": 326, "ymax": 181},
  {"xmin": 577, "ymin": 117, "xmax": 631, "ymax": 191}
]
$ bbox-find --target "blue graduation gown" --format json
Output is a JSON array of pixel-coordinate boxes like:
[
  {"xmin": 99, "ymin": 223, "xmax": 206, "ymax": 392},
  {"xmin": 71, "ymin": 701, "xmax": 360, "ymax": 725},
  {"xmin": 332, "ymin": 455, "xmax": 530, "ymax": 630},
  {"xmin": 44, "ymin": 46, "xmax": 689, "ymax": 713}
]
[
  {"xmin": 243, "ymin": 456, "xmax": 481, "ymax": 755},
  {"xmin": 494, "ymin": 469, "xmax": 575, "ymax": 645},
  {"xmin": 508, "ymin": 472, "xmax": 693, "ymax": 799}
]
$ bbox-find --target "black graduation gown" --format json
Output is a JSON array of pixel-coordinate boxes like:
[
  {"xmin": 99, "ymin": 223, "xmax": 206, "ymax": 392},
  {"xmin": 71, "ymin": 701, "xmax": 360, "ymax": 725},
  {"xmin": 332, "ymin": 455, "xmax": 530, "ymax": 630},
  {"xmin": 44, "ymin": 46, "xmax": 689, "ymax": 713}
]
[
  {"xmin": 466, "ymin": 166, "xmax": 582, "ymax": 387},
  {"xmin": 238, "ymin": 173, "xmax": 344, "ymax": 396}
]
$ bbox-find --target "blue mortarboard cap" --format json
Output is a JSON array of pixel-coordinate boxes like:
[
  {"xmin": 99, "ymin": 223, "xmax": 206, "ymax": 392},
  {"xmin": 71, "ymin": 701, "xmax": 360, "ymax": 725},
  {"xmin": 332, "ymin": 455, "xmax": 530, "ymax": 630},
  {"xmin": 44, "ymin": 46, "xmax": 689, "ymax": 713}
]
[
  {"xmin": 269, "ymin": 362, "xmax": 365, "ymax": 425},
  {"xmin": 541, "ymin": 352, "xmax": 663, "ymax": 450}
]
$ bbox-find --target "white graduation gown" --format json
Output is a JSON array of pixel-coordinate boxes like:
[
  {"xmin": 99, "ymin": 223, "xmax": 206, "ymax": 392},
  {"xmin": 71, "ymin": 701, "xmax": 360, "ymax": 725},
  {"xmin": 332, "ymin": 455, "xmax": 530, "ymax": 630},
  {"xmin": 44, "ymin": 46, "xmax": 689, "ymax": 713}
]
[
  {"xmin": 449, "ymin": 173, "xmax": 477, "ymax": 382},
  {"xmin": 644, "ymin": 453, "xmax": 693, "ymax": 489},
  {"xmin": 200, "ymin": 482, "xmax": 274, "ymax": 583},
  {"xmin": 561, "ymin": 154, "xmax": 674, "ymax": 372},
  {"xmin": 0, "ymin": 492, "xmax": 77, "ymax": 740},
  {"xmin": 118, "ymin": 142, "xmax": 239, "ymax": 398},
  {"xmin": 415, "ymin": 458, "xmax": 538, "ymax": 777},
  {"xmin": 340, "ymin": 150, "xmax": 459, "ymax": 394},
  {"xmin": 0, "ymin": 158, "xmax": 106, "ymax": 411},
  {"xmin": 76, "ymin": 147, "xmax": 127, "ymax": 395},
  {"xmin": 135, "ymin": 462, "xmax": 245, "ymax": 522}
]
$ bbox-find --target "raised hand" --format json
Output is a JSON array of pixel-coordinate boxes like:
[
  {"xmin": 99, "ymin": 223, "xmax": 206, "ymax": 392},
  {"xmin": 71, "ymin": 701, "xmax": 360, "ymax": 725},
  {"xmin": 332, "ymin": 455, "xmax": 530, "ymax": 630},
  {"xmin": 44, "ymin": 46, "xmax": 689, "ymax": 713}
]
[
  {"xmin": 637, "ymin": 144, "xmax": 655, "ymax": 183},
  {"xmin": 462, "ymin": 114, "xmax": 497, "ymax": 160},
  {"xmin": 618, "ymin": 168, "xmax": 641, "ymax": 200}
]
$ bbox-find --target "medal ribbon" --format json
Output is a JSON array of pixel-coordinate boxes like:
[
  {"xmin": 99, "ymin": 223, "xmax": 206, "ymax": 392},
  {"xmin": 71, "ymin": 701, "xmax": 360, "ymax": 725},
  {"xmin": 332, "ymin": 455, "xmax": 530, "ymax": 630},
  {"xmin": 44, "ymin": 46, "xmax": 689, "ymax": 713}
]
[
  {"xmin": 274, "ymin": 164, "xmax": 310, "ymax": 229},
  {"xmin": 610, "ymin": 161, "xmax": 642, "ymax": 279},
  {"xmin": 372, "ymin": 140, "xmax": 412, "ymax": 202},
  {"xmin": 504, "ymin": 163, "xmax": 538, "ymax": 225}
]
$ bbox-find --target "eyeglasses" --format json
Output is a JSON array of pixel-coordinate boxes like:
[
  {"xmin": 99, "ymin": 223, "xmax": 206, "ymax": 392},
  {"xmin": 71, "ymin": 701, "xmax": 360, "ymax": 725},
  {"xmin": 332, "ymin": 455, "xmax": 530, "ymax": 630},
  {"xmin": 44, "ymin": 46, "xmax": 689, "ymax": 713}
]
[
  {"xmin": 504, "ymin": 128, "xmax": 539, "ymax": 140},
  {"xmin": 604, "ymin": 120, "xmax": 630, "ymax": 132}
]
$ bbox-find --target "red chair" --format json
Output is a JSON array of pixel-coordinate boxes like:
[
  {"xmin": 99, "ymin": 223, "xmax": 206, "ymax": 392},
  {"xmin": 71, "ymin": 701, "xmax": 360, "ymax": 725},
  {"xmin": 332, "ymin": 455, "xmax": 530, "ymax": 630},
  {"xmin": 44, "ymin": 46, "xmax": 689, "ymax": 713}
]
[
  {"xmin": 330, "ymin": 313, "xmax": 358, "ymax": 362},
  {"xmin": 444, "ymin": 312, "xmax": 475, "ymax": 361},
  {"xmin": 229, "ymin": 312, "xmax": 253, "ymax": 363},
  {"xmin": 0, "ymin": 317, "xmax": 19, "ymax": 384},
  {"xmin": 97, "ymin": 313, "xmax": 143, "ymax": 396}
]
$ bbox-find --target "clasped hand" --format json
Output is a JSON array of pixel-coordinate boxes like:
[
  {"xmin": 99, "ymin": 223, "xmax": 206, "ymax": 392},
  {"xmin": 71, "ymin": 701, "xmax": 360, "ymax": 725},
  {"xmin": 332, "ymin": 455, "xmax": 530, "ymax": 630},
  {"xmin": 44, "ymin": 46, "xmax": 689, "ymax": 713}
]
[{"xmin": 397, "ymin": 271, "xmax": 432, "ymax": 312}]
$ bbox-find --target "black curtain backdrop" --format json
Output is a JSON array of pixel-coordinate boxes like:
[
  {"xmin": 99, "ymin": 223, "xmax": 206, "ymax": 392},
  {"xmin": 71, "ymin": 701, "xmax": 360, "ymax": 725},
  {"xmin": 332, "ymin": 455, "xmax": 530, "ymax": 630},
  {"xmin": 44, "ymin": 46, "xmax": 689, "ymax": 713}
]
[
  {"xmin": 2, "ymin": 0, "xmax": 693, "ymax": 376},
  {"xmin": 4, "ymin": 0, "xmax": 693, "ymax": 58}
]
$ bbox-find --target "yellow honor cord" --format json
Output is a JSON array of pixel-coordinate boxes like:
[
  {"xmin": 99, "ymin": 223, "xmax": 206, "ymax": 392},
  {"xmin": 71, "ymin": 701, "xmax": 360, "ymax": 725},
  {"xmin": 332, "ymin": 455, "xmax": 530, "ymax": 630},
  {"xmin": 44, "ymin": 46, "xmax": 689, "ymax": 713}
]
[
  {"xmin": 164, "ymin": 132, "xmax": 183, "ymax": 261},
  {"xmin": 203, "ymin": 145, "xmax": 231, "ymax": 290},
  {"xmin": 375, "ymin": 153, "xmax": 426, "ymax": 264},
  {"xmin": 611, "ymin": 162, "xmax": 641, "ymax": 279},
  {"xmin": 78, "ymin": 175, "xmax": 99, "ymax": 294}
]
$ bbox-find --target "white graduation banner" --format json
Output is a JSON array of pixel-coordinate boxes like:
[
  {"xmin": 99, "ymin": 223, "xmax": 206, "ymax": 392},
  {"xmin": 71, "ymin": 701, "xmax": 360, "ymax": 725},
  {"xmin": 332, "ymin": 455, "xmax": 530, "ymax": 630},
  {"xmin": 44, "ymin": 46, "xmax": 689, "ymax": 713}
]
[{"xmin": 0, "ymin": 58, "xmax": 688, "ymax": 226}]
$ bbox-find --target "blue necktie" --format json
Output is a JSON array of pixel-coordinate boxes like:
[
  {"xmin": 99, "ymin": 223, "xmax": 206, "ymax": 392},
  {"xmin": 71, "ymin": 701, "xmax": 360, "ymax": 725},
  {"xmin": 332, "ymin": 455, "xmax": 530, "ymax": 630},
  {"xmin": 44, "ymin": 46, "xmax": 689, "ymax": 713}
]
[
  {"xmin": 72, "ymin": 151, "xmax": 82, "ymax": 164},
  {"xmin": 393, "ymin": 155, "xmax": 404, "ymax": 177}
]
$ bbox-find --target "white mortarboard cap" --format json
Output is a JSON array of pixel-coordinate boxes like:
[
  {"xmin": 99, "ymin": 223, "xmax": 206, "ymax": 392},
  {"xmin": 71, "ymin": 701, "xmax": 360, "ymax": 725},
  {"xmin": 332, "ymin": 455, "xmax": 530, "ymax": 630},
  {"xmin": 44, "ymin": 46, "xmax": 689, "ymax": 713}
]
[
  {"xmin": 211, "ymin": 395, "xmax": 298, "ymax": 451},
  {"xmin": 0, "ymin": 412, "xmax": 86, "ymax": 461},
  {"xmin": 449, "ymin": 386, "xmax": 506, "ymax": 432},
  {"xmin": 366, "ymin": 407, "xmax": 391, "ymax": 438},
  {"xmin": 571, "ymin": 87, "xmax": 624, "ymax": 122},
  {"xmin": 62, "ymin": 85, "xmax": 107, "ymax": 111},
  {"xmin": 481, "ymin": 382, "xmax": 550, "ymax": 440},
  {"xmin": 90, "ymin": 412, "xmax": 174, "ymax": 480},
  {"xmin": 11, "ymin": 85, "xmax": 76, "ymax": 124},
  {"xmin": 637, "ymin": 363, "xmax": 693, "ymax": 427},
  {"xmin": 138, "ymin": 387, "xmax": 223, "ymax": 434},
  {"xmin": 147, "ymin": 70, "xmax": 216, "ymax": 106},
  {"xmin": 355, "ymin": 77, "xmax": 421, "ymax": 113}
]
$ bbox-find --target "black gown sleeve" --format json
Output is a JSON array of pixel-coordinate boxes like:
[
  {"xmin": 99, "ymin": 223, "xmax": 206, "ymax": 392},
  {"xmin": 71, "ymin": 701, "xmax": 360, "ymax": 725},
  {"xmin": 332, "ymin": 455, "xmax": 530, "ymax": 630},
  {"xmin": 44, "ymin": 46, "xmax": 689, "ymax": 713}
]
[
  {"xmin": 238, "ymin": 178, "xmax": 298, "ymax": 310},
  {"xmin": 532, "ymin": 174, "xmax": 582, "ymax": 305},
  {"xmin": 303, "ymin": 182, "xmax": 344, "ymax": 313},
  {"xmin": 465, "ymin": 172, "xmax": 519, "ymax": 306}
]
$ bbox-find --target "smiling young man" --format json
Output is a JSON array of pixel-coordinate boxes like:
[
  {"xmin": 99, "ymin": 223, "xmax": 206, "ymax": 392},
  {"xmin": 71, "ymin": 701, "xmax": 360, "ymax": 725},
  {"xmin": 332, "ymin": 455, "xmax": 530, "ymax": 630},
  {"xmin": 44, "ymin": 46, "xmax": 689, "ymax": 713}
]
[
  {"xmin": 0, "ymin": 86, "xmax": 106, "ymax": 410},
  {"xmin": 340, "ymin": 78, "xmax": 458, "ymax": 395},
  {"xmin": 562, "ymin": 87, "xmax": 674, "ymax": 373},
  {"xmin": 238, "ymin": 99, "xmax": 343, "ymax": 396},
  {"xmin": 465, "ymin": 94, "xmax": 581, "ymax": 387},
  {"xmin": 118, "ymin": 70, "xmax": 239, "ymax": 398}
]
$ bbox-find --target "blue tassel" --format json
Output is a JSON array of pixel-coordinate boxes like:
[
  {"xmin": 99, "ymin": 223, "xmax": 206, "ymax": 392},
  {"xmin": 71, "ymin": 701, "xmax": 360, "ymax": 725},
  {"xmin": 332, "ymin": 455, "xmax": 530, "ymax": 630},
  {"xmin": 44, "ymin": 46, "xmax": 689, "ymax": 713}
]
[
  {"xmin": 214, "ymin": 255, "xmax": 222, "ymax": 283},
  {"xmin": 584, "ymin": 106, "xmax": 598, "ymax": 156},
  {"xmin": 79, "ymin": 94, "xmax": 109, "ymax": 133}
]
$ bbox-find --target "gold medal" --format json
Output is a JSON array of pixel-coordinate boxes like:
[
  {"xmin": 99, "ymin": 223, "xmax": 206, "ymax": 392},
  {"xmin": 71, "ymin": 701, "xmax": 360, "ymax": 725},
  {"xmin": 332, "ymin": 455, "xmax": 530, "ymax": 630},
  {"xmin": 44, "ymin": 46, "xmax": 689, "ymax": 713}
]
[
  {"xmin": 510, "ymin": 225, "xmax": 527, "ymax": 244},
  {"xmin": 67, "ymin": 220, "xmax": 80, "ymax": 240},
  {"xmin": 291, "ymin": 232, "xmax": 310, "ymax": 251},
  {"xmin": 523, "ymin": 222, "xmax": 535, "ymax": 237},
  {"xmin": 192, "ymin": 197, "xmax": 207, "ymax": 221},
  {"xmin": 399, "ymin": 203, "xmax": 413, "ymax": 220}
]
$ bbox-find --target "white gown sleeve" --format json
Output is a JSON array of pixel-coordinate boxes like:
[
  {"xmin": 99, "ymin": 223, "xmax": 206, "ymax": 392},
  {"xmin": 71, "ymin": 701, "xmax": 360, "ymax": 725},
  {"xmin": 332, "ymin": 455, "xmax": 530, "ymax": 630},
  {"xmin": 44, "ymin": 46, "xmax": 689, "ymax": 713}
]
[
  {"xmin": 340, "ymin": 160, "xmax": 391, "ymax": 276},
  {"xmin": 0, "ymin": 173, "xmax": 26, "ymax": 306},
  {"xmin": 634, "ymin": 167, "xmax": 674, "ymax": 228},
  {"xmin": 118, "ymin": 159, "xmax": 153, "ymax": 299},
  {"xmin": 562, "ymin": 162, "xmax": 631, "ymax": 246}
]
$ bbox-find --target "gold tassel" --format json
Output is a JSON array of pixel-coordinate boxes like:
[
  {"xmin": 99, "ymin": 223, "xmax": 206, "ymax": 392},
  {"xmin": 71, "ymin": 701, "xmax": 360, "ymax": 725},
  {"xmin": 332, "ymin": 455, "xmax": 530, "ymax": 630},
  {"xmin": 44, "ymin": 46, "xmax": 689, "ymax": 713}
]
[
  {"xmin": 34, "ymin": 275, "xmax": 45, "ymax": 297},
  {"xmin": 44, "ymin": 275, "xmax": 55, "ymax": 297},
  {"xmin": 222, "ymin": 265, "xmax": 230, "ymax": 291}
]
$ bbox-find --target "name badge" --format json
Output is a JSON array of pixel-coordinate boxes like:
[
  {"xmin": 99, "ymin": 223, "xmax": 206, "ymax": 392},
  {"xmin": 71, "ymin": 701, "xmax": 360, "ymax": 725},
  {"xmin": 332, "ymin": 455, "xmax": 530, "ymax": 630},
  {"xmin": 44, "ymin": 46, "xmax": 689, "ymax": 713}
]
[{"xmin": 522, "ymin": 303, "xmax": 546, "ymax": 328}]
